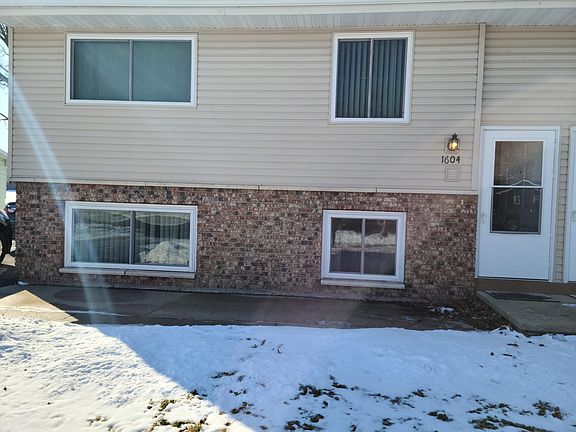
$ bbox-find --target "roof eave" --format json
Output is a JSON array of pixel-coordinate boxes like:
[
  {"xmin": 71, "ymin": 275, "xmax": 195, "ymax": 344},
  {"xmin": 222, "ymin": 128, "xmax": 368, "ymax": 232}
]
[{"xmin": 2, "ymin": 0, "xmax": 575, "ymax": 17}]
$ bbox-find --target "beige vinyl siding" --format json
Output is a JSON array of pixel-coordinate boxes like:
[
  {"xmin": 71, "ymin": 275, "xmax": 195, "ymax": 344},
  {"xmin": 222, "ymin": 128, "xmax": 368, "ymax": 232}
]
[
  {"xmin": 481, "ymin": 27, "xmax": 576, "ymax": 281},
  {"xmin": 11, "ymin": 26, "xmax": 479, "ymax": 191}
]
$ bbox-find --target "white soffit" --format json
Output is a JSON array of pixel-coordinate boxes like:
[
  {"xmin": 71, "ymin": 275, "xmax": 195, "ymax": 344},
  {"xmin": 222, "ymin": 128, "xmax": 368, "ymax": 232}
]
[{"xmin": 1, "ymin": 1, "xmax": 576, "ymax": 28}]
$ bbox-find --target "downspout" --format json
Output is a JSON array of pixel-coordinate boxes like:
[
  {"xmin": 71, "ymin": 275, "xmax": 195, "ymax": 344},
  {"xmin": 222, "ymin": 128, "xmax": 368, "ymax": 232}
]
[
  {"xmin": 471, "ymin": 22, "xmax": 486, "ymax": 192},
  {"xmin": 472, "ymin": 22, "xmax": 486, "ymax": 279}
]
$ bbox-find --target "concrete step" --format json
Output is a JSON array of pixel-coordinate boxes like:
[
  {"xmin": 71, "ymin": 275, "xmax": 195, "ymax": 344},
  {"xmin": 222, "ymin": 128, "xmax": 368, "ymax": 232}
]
[{"xmin": 478, "ymin": 290, "xmax": 576, "ymax": 335}]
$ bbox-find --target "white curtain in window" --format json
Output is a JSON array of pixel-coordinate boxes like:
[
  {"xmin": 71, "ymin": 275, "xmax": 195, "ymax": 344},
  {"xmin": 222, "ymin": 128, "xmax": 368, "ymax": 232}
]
[{"xmin": 72, "ymin": 209, "xmax": 131, "ymax": 263}]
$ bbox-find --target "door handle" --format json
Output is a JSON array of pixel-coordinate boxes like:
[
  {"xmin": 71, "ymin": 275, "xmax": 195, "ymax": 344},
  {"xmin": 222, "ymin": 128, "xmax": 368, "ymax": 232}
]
[{"xmin": 573, "ymin": 210, "xmax": 576, "ymax": 223}]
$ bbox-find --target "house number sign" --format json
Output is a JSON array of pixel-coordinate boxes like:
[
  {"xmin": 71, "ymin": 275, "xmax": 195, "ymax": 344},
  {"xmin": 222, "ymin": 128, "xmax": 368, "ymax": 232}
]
[{"xmin": 441, "ymin": 155, "xmax": 461, "ymax": 164}]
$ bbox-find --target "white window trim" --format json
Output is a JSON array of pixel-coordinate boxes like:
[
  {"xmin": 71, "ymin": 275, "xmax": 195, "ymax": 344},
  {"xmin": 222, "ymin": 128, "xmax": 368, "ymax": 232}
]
[
  {"xmin": 64, "ymin": 201, "xmax": 197, "ymax": 273},
  {"xmin": 321, "ymin": 210, "xmax": 406, "ymax": 283},
  {"xmin": 330, "ymin": 32, "xmax": 414, "ymax": 124},
  {"xmin": 65, "ymin": 33, "xmax": 198, "ymax": 107}
]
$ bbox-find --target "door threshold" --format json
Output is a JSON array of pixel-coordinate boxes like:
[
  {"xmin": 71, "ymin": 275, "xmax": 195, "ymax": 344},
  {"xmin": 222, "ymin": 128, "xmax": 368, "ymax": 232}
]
[{"xmin": 475, "ymin": 278, "xmax": 576, "ymax": 295}]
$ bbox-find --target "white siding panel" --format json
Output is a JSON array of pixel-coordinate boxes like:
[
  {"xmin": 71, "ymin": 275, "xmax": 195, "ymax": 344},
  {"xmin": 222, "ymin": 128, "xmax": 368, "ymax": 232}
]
[
  {"xmin": 482, "ymin": 27, "xmax": 576, "ymax": 282},
  {"xmin": 11, "ymin": 27, "xmax": 479, "ymax": 191}
]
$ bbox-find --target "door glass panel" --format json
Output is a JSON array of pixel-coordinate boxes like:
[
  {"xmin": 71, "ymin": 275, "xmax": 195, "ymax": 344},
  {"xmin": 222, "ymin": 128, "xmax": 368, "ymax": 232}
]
[
  {"xmin": 330, "ymin": 218, "xmax": 362, "ymax": 273},
  {"xmin": 494, "ymin": 141, "xmax": 543, "ymax": 186},
  {"xmin": 363, "ymin": 219, "xmax": 397, "ymax": 275},
  {"xmin": 491, "ymin": 187, "xmax": 541, "ymax": 233}
]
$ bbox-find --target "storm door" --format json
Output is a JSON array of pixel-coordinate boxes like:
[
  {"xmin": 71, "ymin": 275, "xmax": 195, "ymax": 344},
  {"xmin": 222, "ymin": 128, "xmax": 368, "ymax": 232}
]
[
  {"xmin": 478, "ymin": 130, "xmax": 557, "ymax": 280},
  {"xmin": 568, "ymin": 128, "xmax": 576, "ymax": 281}
]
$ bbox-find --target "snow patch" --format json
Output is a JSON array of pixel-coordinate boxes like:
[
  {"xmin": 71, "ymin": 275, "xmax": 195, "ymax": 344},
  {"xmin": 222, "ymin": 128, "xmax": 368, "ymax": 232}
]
[
  {"xmin": 430, "ymin": 306, "xmax": 455, "ymax": 314},
  {"xmin": 0, "ymin": 318, "xmax": 574, "ymax": 432}
]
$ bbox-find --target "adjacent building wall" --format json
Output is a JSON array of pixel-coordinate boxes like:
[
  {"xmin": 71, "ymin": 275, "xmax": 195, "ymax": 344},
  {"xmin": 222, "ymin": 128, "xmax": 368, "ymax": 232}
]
[
  {"xmin": 10, "ymin": 26, "xmax": 479, "ymax": 191},
  {"xmin": 481, "ymin": 26, "xmax": 576, "ymax": 281}
]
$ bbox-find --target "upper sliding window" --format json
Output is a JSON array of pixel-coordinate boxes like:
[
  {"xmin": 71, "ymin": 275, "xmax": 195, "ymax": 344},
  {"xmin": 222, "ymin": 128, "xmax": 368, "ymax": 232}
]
[
  {"xmin": 331, "ymin": 32, "xmax": 414, "ymax": 123},
  {"xmin": 66, "ymin": 34, "xmax": 197, "ymax": 105}
]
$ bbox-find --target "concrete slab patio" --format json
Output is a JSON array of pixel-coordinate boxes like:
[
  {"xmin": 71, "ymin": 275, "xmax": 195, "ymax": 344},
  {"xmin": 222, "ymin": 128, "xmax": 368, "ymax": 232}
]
[
  {"xmin": 478, "ymin": 290, "xmax": 576, "ymax": 335},
  {"xmin": 0, "ymin": 284, "xmax": 474, "ymax": 330}
]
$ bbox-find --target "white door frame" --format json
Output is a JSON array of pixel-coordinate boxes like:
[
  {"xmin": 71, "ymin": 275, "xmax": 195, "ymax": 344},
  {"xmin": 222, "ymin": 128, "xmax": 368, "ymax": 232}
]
[
  {"xmin": 564, "ymin": 127, "xmax": 576, "ymax": 282},
  {"xmin": 477, "ymin": 126, "xmax": 560, "ymax": 281}
]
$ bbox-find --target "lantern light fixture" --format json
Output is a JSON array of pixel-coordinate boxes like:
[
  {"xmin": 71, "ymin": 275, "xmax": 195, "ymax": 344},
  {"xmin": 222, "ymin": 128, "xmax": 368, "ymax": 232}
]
[{"xmin": 447, "ymin": 133, "xmax": 460, "ymax": 152}]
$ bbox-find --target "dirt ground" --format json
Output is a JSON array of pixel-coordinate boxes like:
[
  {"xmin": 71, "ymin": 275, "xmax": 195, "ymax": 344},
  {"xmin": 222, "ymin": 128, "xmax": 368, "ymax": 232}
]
[{"xmin": 425, "ymin": 299, "xmax": 507, "ymax": 331}]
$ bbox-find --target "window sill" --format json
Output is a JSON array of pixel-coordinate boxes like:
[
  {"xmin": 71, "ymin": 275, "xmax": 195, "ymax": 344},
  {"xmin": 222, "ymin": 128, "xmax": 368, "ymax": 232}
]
[
  {"xmin": 329, "ymin": 117, "xmax": 411, "ymax": 125},
  {"xmin": 64, "ymin": 100, "xmax": 197, "ymax": 109},
  {"xmin": 321, "ymin": 279, "xmax": 405, "ymax": 289},
  {"xmin": 59, "ymin": 267, "xmax": 196, "ymax": 279}
]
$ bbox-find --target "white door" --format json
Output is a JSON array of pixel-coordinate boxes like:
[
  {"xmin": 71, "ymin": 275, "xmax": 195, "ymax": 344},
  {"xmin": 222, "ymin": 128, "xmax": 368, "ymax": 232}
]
[
  {"xmin": 568, "ymin": 128, "xmax": 576, "ymax": 281},
  {"xmin": 478, "ymin": 129, "xmax": 557, "ymax": 280}
]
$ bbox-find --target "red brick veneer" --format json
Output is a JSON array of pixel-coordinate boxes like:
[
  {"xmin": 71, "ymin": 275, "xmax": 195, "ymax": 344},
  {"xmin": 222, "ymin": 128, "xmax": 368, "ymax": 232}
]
[{"xmin": 16, "ymin": 182, "xmax": 477, "ymax": 303}]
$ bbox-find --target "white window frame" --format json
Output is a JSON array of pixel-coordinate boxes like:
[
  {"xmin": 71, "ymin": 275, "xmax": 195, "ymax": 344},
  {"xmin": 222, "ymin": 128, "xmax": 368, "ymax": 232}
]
[
  {"xmin": 64, "ymin": 201, "xmax": 197, "ymax": 272},
  {"xmin": 65, "ymin": 33, "xmax": 198, "ymax": 107},
  {"xmin": 321, "ymin": 210, "xmax": 406, "ymax": 283},
  {"xmin": 330, "ymin": 32, "xmax": 414, "ymax": 124}
]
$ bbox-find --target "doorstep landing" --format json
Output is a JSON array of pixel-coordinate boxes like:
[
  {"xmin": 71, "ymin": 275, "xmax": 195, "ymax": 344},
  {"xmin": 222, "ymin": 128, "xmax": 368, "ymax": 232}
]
[{"xmin": 478, "ymin": 290, "xmax": 576, "ymax": 335}]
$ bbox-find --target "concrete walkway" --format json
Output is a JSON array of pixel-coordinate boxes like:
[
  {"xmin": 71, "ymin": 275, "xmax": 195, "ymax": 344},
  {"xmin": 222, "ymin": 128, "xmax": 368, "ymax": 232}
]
[
  {"xmin": 478, "ymin": 290, "xmax": 576, "ymax": 335},
  {"xmin": 0, "ymin": 284, "xmax": 473, "ymax": 330}
]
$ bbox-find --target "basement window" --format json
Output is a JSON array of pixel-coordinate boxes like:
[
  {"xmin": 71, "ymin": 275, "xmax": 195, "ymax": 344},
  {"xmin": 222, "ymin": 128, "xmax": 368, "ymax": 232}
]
[
  {"xmin": 64, "ymin": 202, "xmax": 197, "ymax": 272},
  {"xmin": 66, "ymin": 34, "xmax": 197, "ymax": 105},
  {"xmin": 321, "ymin": 210, "xmax": 406, "ymax": 282}
]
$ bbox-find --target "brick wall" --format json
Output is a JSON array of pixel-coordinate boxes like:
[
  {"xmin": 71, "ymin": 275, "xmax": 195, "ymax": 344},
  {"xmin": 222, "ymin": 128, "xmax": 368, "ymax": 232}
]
[{"xmin": 16, "ymin": 182, "xmax": 478, "ymax": 303}]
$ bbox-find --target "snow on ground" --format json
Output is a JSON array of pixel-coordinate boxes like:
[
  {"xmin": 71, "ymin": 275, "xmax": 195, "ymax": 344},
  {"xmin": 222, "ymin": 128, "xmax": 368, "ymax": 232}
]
[{"xmin": 0, "ymin": 317, "xmax": 575, "ymax": 432}]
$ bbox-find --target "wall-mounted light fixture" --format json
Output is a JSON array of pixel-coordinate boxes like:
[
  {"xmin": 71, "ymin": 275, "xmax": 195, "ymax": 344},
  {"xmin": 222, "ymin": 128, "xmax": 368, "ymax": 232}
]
[{"xmin": 447, "ymin": 133, "xmax": 460, "ymax": 152}]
